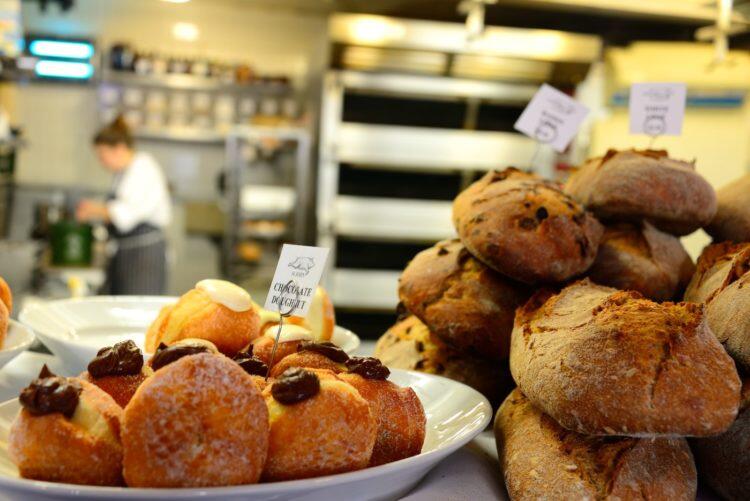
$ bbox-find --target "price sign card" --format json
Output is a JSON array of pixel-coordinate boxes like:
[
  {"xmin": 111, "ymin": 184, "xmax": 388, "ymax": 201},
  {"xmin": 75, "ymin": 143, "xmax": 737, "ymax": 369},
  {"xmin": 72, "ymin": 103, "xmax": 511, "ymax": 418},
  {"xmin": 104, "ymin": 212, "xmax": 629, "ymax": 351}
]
[
  {"xmin": 629, "ymin": 83, "xmax": 687, "ymax": 136},
  {"xmin": 514, "ymin": 83, "xmax": 589, "ymax": 153},
  {"xmin": 264, "ymin": 244, "xmax": 329, "ymax": 317}
]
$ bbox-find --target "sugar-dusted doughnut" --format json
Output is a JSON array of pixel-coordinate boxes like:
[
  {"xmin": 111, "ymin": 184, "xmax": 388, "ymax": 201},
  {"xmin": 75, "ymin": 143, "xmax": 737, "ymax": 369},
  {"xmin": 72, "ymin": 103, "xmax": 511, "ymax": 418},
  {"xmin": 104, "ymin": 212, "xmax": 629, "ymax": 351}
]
[
  {"xmin": 122, "ymin": 353, "xmax": 268, "ymax": 487},
  {"xmin": 251, "ymin": 323, "xmax": 317, "ymax": 367},
  {"xmin": 145, "ymin": 279, "xmax": 260, "ymax": 356},
  {"xmin": 0, "ymin": 276, "xmax": 9, "ymax": 346},
  {"xmin": 148, "ymin": 338, "xmax": 219, "ymax": 372},
  {"xmin": 262, "ymin": 368, "xmax": 376, "ymax": 481},
  {"xmin": 0, "ymin": 276, "xmax": 12, "ymax": 313},
  {"xmin": 9, "ymin": 366, "xmax": 124, "ymax": 486},
  {"xmin": 255, "ymin": 286, "xmax": 335, "ymax": 342},
  {"xmin": 80, "ymin": 340, "xmax": 152, "ymax": 407},
  {"xmin": 269, "ymin": 341, "xmax": 349, "ymax": 377},
  {"xmin": 339, "ymin": 360, "xmax": 426, "ymax": 466}
]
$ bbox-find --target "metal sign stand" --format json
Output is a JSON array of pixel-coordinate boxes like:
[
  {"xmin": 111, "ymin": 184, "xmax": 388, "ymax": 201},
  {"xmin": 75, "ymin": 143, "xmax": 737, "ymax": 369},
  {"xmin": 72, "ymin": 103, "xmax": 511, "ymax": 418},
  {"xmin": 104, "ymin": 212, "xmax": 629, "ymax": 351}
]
[{"xmin": 265, "ymin": 279, "xmax": 300, "ymax": 380}]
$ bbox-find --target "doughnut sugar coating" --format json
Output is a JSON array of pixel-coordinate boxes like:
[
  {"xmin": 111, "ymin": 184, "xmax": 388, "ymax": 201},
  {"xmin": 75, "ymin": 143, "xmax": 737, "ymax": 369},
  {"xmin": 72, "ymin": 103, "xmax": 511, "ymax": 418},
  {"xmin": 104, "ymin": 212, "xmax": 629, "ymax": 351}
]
[
  {"xmin": 80, "ymin": 370, "xmax": 151, "ymax": 408},
  {"xmin": 262, "ymin": 369, "xmax": 376, "ymax": 481},
  {"xmin": 145, "ymin": 288, "xmax": 261, "ymax": 357},
  {"xmin": 269, "ymin": 351, "xmax": 346, "ymax": 378},
  {"xmin": 9, "ymin": 379, "xmax": 124, "ymax": 486},
  {"xmin": 338, "ymin": 373, "xmax": 426, "ymax": 466},
  {"xmin": 122, "ymin": 353, "xmax": 269, "ymax": 487}
]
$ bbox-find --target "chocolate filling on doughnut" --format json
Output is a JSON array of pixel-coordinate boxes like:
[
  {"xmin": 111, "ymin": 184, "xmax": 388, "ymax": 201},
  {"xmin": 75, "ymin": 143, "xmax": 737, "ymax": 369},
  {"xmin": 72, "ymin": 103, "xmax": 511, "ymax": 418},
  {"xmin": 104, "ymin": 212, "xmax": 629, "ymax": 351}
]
[
  {"xmin": 297, "ymin": 341, "xmax": 349, "ymax": 363},
  {"xmin": 19, "ymin": 365, "xmax": 81, "ymax": 418},
  {"xmin": 233, "ymin": 352, "xmax": 268, "ymax": 377},
  {"xmin": 345, "ymin": 357, "xmax": 390, "ymax": 380},
  {"xmin": 151, "ymin": 342, "xmax": 212, "ymax": 371},
  {"xmin": 88, "ymin": 340, "xmax": 143, "ymax": 378},
  {"xmin": 272, "ymin": 368, "xmax": 320, "ymax": 404}
]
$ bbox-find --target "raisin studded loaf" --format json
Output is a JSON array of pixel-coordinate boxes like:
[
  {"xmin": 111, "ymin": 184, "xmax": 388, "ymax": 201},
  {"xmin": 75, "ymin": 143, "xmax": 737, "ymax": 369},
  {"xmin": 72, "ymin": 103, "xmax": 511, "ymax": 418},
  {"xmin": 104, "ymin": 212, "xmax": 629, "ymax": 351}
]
[
  {"xmin": 398, "ymin": 239, "xmax": 529, "ymax": 360},
  {"xmin": 691, "ymin": 376, "xmax": 750, "ymax": 501},
  {"xmin": 495, "ymin": 389, "xmax": 697, "ymax": 501},
  {"xmin": 684, "ymin": 242, "xmax": 750, "ymax": 370},
  {"xmin": 375, "ymin": 315, "xmax": 513, "ymax": 406},
  {"xmin": 586, "ymin": 221, "xmax": 694, "ymax": 301},
  {"xmin": 565, "ymin": 149, "xmax": 716, "ymax": 236},
  {"xmin": 510, "ymin": 279, "xmax": 740, "ymax": 436},
  {"xmin": 452, "ymin": 168, "xmax": 603, "ymax": 285},
  {"xmin": 706, "ymin": 173, "xmax": 750, "ymax": 242}
]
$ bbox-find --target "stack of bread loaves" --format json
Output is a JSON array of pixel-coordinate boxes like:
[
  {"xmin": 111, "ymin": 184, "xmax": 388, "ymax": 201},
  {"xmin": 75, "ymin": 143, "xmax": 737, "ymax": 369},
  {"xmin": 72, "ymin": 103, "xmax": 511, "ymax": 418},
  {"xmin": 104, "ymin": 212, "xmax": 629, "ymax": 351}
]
[
  {"xmin": 376, "ymin": 167, "xmax": 604, "ymax": 405},
  {"xmin": 378, "ymin": 148, "xmax": 748, "ymax": 499}
]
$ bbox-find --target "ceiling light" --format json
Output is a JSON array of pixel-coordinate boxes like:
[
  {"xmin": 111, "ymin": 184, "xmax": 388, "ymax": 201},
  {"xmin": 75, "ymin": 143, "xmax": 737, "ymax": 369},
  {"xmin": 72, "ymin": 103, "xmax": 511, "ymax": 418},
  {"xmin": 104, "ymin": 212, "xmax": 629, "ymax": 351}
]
[
  {"xmin": 172, "ymin": 22, "xmax": 199, "ymax": 42},
  {"xmin": 347, "ymin": 17, "xmax": 407, "ymax": 44},
  {"xmin": 161, "ymin": 0, "xmax": 191, "ymax": 4}
]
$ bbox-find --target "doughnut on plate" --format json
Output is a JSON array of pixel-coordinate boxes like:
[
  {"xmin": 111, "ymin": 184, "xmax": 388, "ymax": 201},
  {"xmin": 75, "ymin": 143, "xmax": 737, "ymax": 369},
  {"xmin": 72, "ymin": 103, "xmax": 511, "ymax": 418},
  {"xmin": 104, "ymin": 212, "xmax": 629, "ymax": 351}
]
[
  {"xmin": 0, "ymin": 321, "xmax": 34, "ymax": 371},
  {"xmin": 0, "ymin": 369, "xmax": 490, "ymax": 500},
  {"xmin": 19, "ymin": 297, "xmax": 359, "ymax": 372}
]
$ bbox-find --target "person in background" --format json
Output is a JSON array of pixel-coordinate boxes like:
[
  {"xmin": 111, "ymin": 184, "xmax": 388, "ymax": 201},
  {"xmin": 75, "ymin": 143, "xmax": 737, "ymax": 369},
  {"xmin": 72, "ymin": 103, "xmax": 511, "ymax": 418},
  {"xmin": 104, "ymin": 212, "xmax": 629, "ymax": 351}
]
[{"xmin": 76, "ymin": 116, "xmax": 171, "ymax": 294}]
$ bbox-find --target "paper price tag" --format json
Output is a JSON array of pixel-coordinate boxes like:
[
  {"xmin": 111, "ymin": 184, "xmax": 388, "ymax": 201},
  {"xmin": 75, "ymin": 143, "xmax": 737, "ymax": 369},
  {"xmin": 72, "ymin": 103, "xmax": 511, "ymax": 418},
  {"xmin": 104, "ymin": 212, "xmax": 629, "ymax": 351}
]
[
  {"xmin": 514, "ymin": 84, "xmax": 589, "ymax": 153},
  {"xmin": 264, "ymin": 244, "xmax": 329, "ymax": 317},
  {"xmin": 629, "ymin": 83, "xmax": 686, "ymax": 136}
]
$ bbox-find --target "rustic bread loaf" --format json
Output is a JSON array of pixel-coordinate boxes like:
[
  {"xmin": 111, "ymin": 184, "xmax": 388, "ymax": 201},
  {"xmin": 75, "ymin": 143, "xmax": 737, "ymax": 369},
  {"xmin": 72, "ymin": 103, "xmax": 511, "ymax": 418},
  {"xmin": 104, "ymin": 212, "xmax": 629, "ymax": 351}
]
[
  {"xmin": 375, "ymin": 315, "xmax": 513, "ymax": 406},
  {"xmin": 684, "ymin": 242, "xmax": 750, "ymax": 370},
  {"xmin": 691, "ymin": 376, "xmax": 750, "ymax": 501},
  {"xmin": 495, "ymin": 389, "xmax": 697, "ymax": 501},
  {"xmin": 398, "ymin": 239, "xmax": 529, "ymax": 360},
  {"xmin": 452, "ymin": 168, "xmax": 603, "ymax": 285},
  {"xmin": 586, "ymin": 221, "xmax": 694, "ymax": 301},
  {"xmin": 510, "ymin": 279, "xmax": 740, "ymax": 436},
  {"xmin": 706, "ymin": 173, "xmax": 750, "ymax": 242},
  {"xmin": 565, "ymin": 149, "xmax": 716, "ymax": 236}
]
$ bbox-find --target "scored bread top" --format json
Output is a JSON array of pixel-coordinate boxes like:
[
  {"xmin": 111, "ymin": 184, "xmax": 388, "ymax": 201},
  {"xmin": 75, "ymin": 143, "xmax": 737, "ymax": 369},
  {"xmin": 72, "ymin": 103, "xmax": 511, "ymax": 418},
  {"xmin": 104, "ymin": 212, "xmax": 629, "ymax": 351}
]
[
  {"xmin": 510, "ymin": 279, "xmax": 741, "ymax": 437},
  {"xmin": 495, "ymin": 389, "xmax": 697, "ymax": 501}
]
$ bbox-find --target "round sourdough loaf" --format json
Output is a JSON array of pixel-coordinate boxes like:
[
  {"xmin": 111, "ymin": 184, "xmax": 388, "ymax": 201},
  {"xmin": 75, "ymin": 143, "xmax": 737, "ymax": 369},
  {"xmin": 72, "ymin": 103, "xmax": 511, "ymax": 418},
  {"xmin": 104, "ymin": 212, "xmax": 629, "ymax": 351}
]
[
  {"xmin": 565, "ymin": 149, "xmax": 716, "ymax": 236},
  {"xmin": 510, "ymin": 279, "xmax": 741, "ymax": 437},
  {"xmin": 398, "ymin": 239, "xmax": 529, "ymax": 360},
  {"xmin": 684, "ymin": 242, "xmax": 750, "ymax": 370},
  {"xmin": 495, "ymin": 389, "xmax": 697, "ymax": 501},
  {"xmin": 691, "ymin": 376, "xmax": 750, "ymax": 501},
  {"xmin": 706, "ymin": 173, "xmax": 750, "ymax": 242},
  {"xmin": 586, "ymin": 221, "xmax": 694, "ymax": 301},
  {"xmin": 375, "ymin": 315, "xmax": 513, "ymax": 406},
  {"xmin": 452, "ymin": 168, "xmax": 603, "ymax": 285}
]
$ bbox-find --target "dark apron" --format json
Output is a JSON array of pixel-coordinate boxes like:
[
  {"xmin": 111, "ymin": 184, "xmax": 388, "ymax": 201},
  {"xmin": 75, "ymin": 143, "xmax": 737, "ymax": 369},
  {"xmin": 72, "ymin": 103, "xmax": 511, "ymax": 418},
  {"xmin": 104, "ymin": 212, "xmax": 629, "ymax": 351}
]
[{"xmin": 104, "ymin": 176, "xmax": 167, "ymax": 295}]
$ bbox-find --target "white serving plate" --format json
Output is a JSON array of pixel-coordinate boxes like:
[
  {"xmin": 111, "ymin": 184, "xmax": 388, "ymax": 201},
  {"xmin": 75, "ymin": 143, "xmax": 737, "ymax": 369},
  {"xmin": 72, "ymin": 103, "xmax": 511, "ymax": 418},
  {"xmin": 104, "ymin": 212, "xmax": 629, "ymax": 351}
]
[
  {"xmin": 19, "ymin": 297, "xmax": 360, "ymax": 372},
  {"xmin": 0, "ymin": 321, "xmax": 35, "ymax": 370},
  {"xmin": 0, "ymin": 369, "xmax": 490, "ymax": 500}
]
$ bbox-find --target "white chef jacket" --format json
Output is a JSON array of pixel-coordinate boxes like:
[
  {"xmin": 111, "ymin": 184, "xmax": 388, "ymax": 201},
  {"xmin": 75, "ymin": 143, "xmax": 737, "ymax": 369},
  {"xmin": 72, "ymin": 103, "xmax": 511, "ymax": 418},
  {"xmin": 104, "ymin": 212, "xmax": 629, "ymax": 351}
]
[{"xmin": 106, "ymin": 152, "xmax": 171, "ymax": 234}]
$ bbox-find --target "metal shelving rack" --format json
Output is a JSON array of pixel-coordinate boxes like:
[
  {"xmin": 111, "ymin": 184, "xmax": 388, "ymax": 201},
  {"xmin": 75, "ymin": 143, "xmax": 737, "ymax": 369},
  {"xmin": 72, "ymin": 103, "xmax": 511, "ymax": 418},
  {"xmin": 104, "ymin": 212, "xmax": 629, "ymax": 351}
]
[
  {"xmin": 317, "ymin": 70, "xmax": 539, "ymax": 312},
  {"xmin": 223, "ymin": 125, "xmax": 312, "ymax": 288},
  {"xmin": 317, "ymin": 14, "xmax": 602, "ymax": 318},
  {"xmin": 97, "ymin": 69, "xmax": 298, "ymax": 144}
]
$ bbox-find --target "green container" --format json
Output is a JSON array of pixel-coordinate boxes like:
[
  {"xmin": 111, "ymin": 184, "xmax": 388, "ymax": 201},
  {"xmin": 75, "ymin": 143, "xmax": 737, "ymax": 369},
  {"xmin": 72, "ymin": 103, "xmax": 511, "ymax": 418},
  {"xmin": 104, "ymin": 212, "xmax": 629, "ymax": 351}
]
[{"xmin": 50, "ymin": 221, "xmax": 93, "ymax": 266}]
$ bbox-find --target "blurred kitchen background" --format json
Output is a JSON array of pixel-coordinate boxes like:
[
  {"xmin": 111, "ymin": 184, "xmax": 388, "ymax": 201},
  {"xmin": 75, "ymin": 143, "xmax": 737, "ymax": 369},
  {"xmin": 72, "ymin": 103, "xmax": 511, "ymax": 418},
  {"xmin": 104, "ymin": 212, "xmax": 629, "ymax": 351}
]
[{"xmin": 1, "ymin": 0, "xmax": 750, "ymax": 337}]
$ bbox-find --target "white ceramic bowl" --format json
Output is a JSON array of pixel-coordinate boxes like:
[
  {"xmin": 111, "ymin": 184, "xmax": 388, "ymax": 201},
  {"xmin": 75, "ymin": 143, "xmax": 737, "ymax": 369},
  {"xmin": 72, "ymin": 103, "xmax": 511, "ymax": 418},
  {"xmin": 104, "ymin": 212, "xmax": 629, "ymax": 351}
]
[
  {"xmin": 0, "ymin": 321, "xmax": 35, "ymax": 370},
  {"xmin": 20, "ymin": 296, "xmax": 360, "ymax": 372},
  {"xmin": 0, "ymin": 369, "xmax": 491, "ymax": 500}
]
